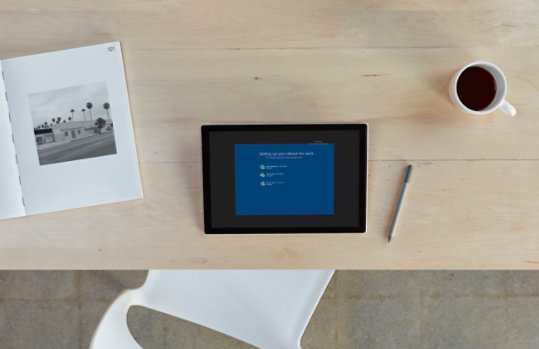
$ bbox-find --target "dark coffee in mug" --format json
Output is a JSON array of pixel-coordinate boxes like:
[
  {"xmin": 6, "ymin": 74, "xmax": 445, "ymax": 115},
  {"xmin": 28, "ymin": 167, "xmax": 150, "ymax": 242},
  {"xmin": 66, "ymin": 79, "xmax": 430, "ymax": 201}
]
[{"xmin": 456, "ymin": 66, "xmax": 497, "ymax": 111}]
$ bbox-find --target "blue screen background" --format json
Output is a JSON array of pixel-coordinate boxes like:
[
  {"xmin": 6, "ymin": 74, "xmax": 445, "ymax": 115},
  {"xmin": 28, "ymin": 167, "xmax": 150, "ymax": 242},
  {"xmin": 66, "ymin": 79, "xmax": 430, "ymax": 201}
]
[{"xmin": 234, "ymin": 143, "xmax": 335, "ymax": 215}]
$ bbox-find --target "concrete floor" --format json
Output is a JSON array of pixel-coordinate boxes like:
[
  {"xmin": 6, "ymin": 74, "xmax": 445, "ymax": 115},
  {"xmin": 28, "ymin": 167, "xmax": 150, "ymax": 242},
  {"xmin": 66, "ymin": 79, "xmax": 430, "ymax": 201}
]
[{"xmin": 0, "ymin": 271, "xmax": 538, "ymax": 349}]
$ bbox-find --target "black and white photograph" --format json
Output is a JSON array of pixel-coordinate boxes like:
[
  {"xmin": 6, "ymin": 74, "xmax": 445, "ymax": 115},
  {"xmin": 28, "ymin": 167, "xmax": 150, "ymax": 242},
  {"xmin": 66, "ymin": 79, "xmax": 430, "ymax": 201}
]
[{"xmin": 30, "ymin": 82, "xmax": 116, "ymax": 165}]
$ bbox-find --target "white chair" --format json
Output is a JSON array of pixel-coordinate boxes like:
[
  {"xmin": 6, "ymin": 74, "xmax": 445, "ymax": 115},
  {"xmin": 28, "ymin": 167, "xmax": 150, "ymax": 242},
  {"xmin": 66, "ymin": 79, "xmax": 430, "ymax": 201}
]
[{"xmin": 90, "ymin": 270, "xmax": 334, "ymax": 349}]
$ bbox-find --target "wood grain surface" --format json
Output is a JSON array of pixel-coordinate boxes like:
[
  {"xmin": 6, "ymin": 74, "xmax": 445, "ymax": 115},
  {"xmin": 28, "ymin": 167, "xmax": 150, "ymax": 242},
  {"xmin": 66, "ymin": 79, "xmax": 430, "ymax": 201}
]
[{"xmin": 1, "ymin": 0, "xmax": 538, "ymax": 269}]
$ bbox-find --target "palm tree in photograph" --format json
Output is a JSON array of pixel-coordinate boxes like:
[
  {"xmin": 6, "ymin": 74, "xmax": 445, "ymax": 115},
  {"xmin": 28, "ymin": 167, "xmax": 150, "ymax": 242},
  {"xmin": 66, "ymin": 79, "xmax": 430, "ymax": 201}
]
[
  {"xmin": 57, "ymin": 117, "xmax": 62, "ymax": 124},
  {"xmin": 51, "ymin": 118, "xmax": 55, "ymax": 125},
  {"xmin": 82, "ymin": 108, "xmax": 86, "ymax": 121},
  {"xmin": 70, "ymin": 109, "xmax": 75, "ymax": 120},
  {"xmin": 94, "ymin": 117, "xmax": 107, "ymax": 134},
  {"xmin": 103, "ymin": 102, "xmax": 110, "ymax": 120},
  {"xmin": 68, "ymin": 116, "xmax": 72, "ymax": 122},
  {"xmin": 86, "ymin": 102, "xmax": 93, "ymax": 120},
  {"xmin": 44, "ymin": 122, "xmax": 49, "ymax": 128}
]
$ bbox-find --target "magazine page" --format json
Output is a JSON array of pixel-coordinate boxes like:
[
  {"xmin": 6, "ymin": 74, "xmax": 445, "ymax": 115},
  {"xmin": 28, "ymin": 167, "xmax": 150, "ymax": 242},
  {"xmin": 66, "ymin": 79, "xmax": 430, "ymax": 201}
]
[
  {"xmin": 0, "ymin": 62, "xmax": 25, "ymax": 220},
  {"xmin": 2, "ymin": 42, "xmax": 143, "ymax": 216}
]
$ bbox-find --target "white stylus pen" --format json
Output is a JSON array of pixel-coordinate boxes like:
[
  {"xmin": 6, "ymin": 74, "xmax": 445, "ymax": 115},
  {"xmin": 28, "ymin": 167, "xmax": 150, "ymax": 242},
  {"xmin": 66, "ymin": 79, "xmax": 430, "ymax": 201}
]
[{"xmin": 388, "ymin": 165, "xmax": 413, "ymax": 243}]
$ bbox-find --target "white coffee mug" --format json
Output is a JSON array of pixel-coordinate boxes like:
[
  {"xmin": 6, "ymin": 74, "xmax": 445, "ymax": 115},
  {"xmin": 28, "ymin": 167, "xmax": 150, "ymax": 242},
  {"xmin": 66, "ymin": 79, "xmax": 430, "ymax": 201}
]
[{"xmin": 449, "ymin": 61, "xmax": 516, "ymax": 117}]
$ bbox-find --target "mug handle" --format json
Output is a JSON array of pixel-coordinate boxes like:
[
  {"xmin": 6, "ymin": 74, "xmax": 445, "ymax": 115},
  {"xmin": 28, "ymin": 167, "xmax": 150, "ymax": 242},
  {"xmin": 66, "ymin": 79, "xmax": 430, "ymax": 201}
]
[{"xmin": 500, "ymin": 100, "xmax": 517, "ymax": 117}]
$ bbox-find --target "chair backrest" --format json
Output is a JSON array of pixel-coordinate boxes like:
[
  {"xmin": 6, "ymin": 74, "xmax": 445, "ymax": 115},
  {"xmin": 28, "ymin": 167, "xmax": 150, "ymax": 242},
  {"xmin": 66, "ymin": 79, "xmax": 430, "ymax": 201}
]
[{"xmin": 90, "ymin": 270, "xmax": 334, "ymax": 349}]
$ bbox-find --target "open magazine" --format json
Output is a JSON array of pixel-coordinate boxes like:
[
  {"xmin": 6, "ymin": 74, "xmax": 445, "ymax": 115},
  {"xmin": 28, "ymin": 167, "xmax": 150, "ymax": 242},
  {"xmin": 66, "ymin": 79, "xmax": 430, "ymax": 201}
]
[{"xmin": 0, "ymin": 42, "xmax": 143, "ymax": 220}]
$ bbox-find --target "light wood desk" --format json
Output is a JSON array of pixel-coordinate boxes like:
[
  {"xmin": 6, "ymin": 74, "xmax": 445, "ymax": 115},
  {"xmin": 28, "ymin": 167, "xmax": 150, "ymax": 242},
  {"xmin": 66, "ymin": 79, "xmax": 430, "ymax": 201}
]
[{"xmin": 1, "ymin": 1, "xmax": 538, "ymax": 269}]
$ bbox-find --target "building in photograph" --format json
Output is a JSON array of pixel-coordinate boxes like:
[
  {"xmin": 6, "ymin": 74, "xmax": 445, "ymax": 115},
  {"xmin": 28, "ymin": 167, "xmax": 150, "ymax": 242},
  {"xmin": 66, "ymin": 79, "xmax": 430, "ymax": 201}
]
[
  {"xmin": 34, "ymin": 119, "xmax": 113, "ymax": 147},
  {"xmin": 34, "ymin": 129, "xmax": 56, "ymax": 145}
]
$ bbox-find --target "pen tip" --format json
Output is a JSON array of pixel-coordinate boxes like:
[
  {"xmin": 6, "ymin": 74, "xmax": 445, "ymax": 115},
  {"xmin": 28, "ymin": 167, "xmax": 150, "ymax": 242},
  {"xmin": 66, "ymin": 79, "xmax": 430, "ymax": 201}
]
[{"xmin": 388, "ymin": 236, "xmax": 392, "ymax": 243}]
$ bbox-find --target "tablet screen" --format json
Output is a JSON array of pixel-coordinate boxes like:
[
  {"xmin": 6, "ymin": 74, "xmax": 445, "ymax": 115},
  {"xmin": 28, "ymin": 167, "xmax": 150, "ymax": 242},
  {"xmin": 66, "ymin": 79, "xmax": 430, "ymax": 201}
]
[
  {"xmin": 202, "ymin": 124, "xmax": 367, "ymax": 233},
  {"xmin": 234, "ymin": 143, "xmax": 335, "ymax": 215}
]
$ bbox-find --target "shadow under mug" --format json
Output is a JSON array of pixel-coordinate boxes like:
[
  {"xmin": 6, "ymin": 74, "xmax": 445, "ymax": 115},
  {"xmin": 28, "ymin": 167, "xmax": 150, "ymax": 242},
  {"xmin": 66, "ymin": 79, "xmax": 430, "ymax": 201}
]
[{"xmin": 449, "ymin": 61, "xmax": 516, "ymax": 117}]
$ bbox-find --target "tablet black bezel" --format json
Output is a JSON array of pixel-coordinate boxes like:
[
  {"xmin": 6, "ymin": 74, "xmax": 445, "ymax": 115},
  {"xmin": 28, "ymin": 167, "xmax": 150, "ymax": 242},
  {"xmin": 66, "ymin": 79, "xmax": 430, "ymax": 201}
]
[{"xmin": 201, "ymin": 124, "xmax": 368, "ymax": 234}]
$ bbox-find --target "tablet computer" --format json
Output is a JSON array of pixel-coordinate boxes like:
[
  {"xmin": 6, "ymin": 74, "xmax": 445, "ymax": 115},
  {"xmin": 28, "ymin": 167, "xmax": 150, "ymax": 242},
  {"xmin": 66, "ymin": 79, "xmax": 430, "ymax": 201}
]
[{"xmin": 201, "ymin": 124, "xmax": 368, "ymax": 234}]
